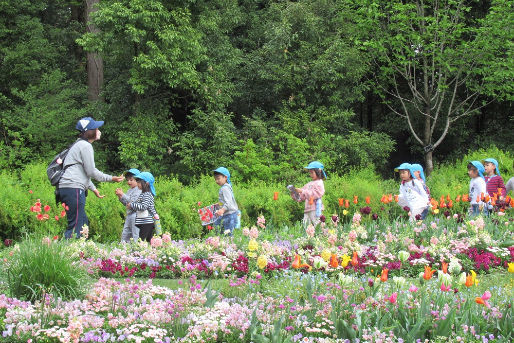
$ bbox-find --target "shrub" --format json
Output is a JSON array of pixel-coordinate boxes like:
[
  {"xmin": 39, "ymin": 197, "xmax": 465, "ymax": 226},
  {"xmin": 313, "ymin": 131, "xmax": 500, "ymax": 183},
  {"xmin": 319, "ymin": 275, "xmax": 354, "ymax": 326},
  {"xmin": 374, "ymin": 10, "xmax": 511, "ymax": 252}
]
[{"xmin": 3, "ymin": 237, "xmax": 91, "ymax": 301}]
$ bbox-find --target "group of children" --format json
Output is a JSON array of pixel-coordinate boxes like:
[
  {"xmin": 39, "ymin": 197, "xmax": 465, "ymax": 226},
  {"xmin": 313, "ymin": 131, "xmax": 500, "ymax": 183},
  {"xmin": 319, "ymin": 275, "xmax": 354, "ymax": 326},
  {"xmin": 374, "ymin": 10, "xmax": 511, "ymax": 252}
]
[{"xmin": 116, "ymin": 158, "xmax": 511, "ymax": 241}]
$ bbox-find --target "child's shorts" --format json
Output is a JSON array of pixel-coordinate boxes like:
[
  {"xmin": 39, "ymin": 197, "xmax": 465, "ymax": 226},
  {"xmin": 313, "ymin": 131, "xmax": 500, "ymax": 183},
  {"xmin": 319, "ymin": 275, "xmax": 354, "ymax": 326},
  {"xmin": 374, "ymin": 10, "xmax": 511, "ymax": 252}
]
[
  {"xmin": 214, "ymin": 212, "xmax": 238, "ymax": 235},
  {"xmin": 469, "ymin": 204, "xmax": 488, "ymax": 217}
]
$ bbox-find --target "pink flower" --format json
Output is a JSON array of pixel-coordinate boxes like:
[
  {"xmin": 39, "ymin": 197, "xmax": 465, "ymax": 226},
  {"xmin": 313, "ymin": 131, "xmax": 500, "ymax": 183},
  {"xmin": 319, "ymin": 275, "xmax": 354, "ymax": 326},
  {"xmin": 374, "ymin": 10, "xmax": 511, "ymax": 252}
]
[
  {"xmin": 430, "ymin": 236, "xmax": 439, "ymax": 245},
  {"xmin": 440, "ymin": 283, "xmax": 451, "ymax": 292},
  {"xmin": 348, "ymin": 230, "xmax": 357, "ymax": 242},
  {"xmin": 388, "ymin": 292, "xmax": 397, "ymax": 304},
  {"xmin": 162, "ymin": 233, "xmax": 171, "ymax": 243},
  {"xmin": 242, "ymin": 227, "xmax": 250, "ymax": 236},
  {"xmin": 249, "ymin": 226, "xmax": 259, "ymax": 239},
  {"xmin": 150, "ymin": 236, "xmax": 163, "ymax": 248},
  {"xmin": 306, "ymin": 225, "xmax": 315, "ymax": 238},
  {"xmin": 409, "ymin": 285, "xmax": 418, "ymax": 292}
]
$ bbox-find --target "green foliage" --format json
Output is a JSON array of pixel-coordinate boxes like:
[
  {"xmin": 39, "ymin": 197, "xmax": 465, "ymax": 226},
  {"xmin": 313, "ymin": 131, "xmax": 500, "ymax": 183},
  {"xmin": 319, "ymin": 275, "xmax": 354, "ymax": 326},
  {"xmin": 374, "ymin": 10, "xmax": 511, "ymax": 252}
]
[{"xmin": 3, "ymin": 237, "xmax": 91, "ymax": 301}]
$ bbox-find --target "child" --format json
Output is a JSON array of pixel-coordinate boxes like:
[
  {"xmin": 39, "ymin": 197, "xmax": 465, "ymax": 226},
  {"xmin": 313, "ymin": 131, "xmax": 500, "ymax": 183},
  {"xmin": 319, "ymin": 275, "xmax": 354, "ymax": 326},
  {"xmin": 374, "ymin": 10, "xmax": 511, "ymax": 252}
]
[
  {"xmin": 467, "ymin": 161, "xmax": 487, "ymax": 217},
  {"xmin": 213, "ymin": 167, "xmax": 239, "ymax": 235},
  {"xmin": 116, "ymin": 168, "xmax": 142, "ymax": 242},
  {"xmin": 395, "ymin": 163, "xmax": 429, "ymax": 221},
  {"xmin": 411, "ymin": 163, "xmax": 431, "ymax": 199},
  {"xmin": 294, "ymin": 161, "xmax": 326, "ymax": 227},
  {"xmin": 483, "ymin": 158, "xmax": 506, "ymax": 198},
  {"xmin": 127, "ymin": 172, "xmax": 159, "ymax": 242}
]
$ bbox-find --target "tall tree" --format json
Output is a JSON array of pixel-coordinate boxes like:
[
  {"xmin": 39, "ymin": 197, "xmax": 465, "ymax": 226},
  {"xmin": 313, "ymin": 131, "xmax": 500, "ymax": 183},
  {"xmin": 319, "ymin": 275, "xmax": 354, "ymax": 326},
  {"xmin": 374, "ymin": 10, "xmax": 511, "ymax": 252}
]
[
  {"xmin": 85, "ymin": 0, "xmax": 103, "ymax": 101},
  {"xmin": 349, "ymin": 0, "xmax": 513, "ymax": 174}
]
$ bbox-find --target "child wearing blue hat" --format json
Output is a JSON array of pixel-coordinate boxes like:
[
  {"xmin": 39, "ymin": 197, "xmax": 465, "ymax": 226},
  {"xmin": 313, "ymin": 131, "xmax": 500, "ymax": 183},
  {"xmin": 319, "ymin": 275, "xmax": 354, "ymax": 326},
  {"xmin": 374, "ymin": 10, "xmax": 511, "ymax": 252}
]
[
  {"xmin": 127, "ymin": 172, "xmax": 159, "ymax": 242},
  {"xmin": 395, "ymin": 163, "xmax": 429, "ymax": 221},
  {"xmin": 467, "ymin": 161, "xmax": 487, "ymax": 217},
  {"xmin": 213, "ymin": 167, "xmax": 239, "ymax": 235},
  {"xmin": 483, "ymin": 158, "xmax": 506, "ymax": 198},
  {"xmin": 294, "ymin": 161, "xmax": 326, "ymax": 227},
  {"xmin": 116, "ymin": 169, "xmax": 142, "ymax": 242},
  {"xmin": 411, "ymin": 164, "xmax": 431, "ymax": 199}
]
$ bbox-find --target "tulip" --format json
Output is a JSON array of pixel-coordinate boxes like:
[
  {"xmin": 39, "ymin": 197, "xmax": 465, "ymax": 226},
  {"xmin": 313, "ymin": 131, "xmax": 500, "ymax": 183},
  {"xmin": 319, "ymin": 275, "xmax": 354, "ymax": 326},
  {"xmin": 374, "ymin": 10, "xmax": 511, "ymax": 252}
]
[
  {"xmin": 365, "ymin": 196, "xmax": 370, "ymax": 204},
  {"xmin": 345, "ymin": 199, "xmax": 350, "ymax": 208},
  {"xmin": 292, "ymin": 254, "xmax": 301, "ymax": 269},
  {"xmin": 475, "ymin": 291, "xmax": 491, "ymax": 308},
  {"xmin": 455, "ymin": 195, "xmax": 461, "ymax": 202},
  {"xmin": 273, "ymin": 192, "xmax": 279, "ymax": 201},
  {"xmin": 408, "ymin": 285, "xmax": 418, "ymax": 292},
  {"xmin": 441, "ymin": 261, "xmax": 448, "ymax": 274},
  {"xmin": 398, "ymin": 250, "xmax": 410, "ymax": 263},
  {"xmin": 440, "ymin": 283, "xmax": 451, "ymax": 292},
  {"xmin": 341, "ymin": 255, "xmax": 351, "ymax": 268},
  {"xmin": 388, "ymin": 292, "xmax": 397, "ymax": 304},
  {"xmin": 338, "ymin": 198, "xmax": 344, "ymax": 207},
  {"xmin": 508, "ymin": 262, "xmax": 514, "ymax": 273},
  {"xmin": 353, "ymin": 196, "xmax": 358, "ymax": 204},
  {"xmin": 380, "ymin": 268, "xmax": 389, "ymax": 282},
  {"xmin": 423, "ymin": 265, "xmax": 436, "ymax": 280},
  {"xmin": 351, "ymin": 251, "xmax": 359, "ymax": 267},
  {"xmin": 329, "ymin": 254, "xmax": 339, "ymax": 268}
]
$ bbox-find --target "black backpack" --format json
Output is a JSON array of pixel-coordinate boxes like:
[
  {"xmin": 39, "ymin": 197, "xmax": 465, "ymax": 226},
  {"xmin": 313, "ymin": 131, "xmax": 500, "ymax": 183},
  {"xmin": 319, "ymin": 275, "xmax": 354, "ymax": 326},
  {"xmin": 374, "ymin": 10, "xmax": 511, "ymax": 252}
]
[{"xmin": 47, "ymin": 140, "xmax": 80, "ymax": 186}]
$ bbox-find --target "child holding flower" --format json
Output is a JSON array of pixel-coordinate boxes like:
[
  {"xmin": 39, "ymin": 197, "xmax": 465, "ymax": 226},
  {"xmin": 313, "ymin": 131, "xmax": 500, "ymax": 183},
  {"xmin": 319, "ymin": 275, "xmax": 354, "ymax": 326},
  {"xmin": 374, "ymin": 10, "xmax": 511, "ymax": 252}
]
[
  {"xmin": 213, "ymin": 167, "xmax": 239, "ymax": 235},
  {"xmin": 294, "ymin": 161, "xmax": 326, "ymax": 227},
  {"xmin": 116, "ymin": 168, "xmax": 142, "ymax": 242}
]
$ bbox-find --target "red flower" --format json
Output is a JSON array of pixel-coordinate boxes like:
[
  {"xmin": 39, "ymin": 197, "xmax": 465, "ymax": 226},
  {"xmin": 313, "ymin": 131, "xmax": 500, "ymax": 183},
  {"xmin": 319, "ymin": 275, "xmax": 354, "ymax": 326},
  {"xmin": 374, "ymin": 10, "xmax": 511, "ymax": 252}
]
[
  {"xmin": 207, "ymin": 225, "xmax": 213, "ymax": 231},
  {"xmin": 54, "ymin": 216, "xmax": 59, "ymax": 221},
  {"xmin": 44, "ymin": 205, "xmax": 51, "ymax": 212},
  {"xmin": 61, "ymin": 210, "xmax": 66, "ymax": 217},
  {"xmin": 197, "ymin": 201, "xmax": 202, "ymax": 206},
  {"xmin": 62, "ymin": 202, "xmax": 67, "ymax": 208},
  {"xmin": 28, "ymin": 190, "xmax": 33, "ymax": 194},
  {"xmin": 53, "ymin": 235, "xmax": 59, "ymax": 240},
  {"xmin": 36, "ymin": 213, "xmax": 44, "ymax": 220},
  {"xmin": 273, "ymin": 192, "xmax": 279, "ymax": 201}
]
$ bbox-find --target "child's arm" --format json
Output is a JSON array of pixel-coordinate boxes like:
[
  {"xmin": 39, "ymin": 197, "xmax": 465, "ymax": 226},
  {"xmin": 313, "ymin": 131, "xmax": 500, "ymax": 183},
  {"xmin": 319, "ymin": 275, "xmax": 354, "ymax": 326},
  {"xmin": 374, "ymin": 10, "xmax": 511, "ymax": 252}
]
[
  {"xmin": 397, "ymin": 185, "xmax": 408, "ymax": 208},
  {"xmin": 413, "ymin": 180, "xmax": 429, "ymax": 205},
  {"xmin": 299, "ymin": 182, "xmax": 325, "ymax": 201},
  {"xmin": 128, "ymin": 193, "xmax": 151, "ymax": 211}
]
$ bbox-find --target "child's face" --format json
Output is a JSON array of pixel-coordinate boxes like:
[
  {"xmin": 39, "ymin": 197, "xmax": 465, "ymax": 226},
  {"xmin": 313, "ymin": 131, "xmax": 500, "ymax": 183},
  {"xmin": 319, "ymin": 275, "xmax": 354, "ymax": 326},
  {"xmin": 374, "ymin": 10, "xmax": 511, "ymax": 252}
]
[
  {"xmin": 484, "ymin": 162, "xmax": 495, "ymax": 175},
  {"xmin": 399, "ymin": 170, "xmax": 411, "ymax": 181},
  {"xmin": 126, "ymin": 176, "xmax": 137, "ymax": 188},
  {"xmin": 308, "ymin": 169, "xmax": 318, "ymax": 180},
  {"xmin": 136, "ymin": 180, "xmax": 143, "ymax": 189},
  {"xmin": 467, "ymin": 168, "xmax": 478, "ymax": 178},
  {"xmin": 214, "ymin": 174, "xmax": 227, "ymax": 186}
]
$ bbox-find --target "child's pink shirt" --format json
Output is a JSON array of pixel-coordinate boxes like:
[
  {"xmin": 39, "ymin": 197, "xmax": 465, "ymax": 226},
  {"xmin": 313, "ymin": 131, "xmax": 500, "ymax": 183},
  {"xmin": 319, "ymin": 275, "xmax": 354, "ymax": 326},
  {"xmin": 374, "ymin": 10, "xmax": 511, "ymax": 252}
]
[{"xmin": 298, "ymin": 179, "xmax": 325, "ymax": 213}]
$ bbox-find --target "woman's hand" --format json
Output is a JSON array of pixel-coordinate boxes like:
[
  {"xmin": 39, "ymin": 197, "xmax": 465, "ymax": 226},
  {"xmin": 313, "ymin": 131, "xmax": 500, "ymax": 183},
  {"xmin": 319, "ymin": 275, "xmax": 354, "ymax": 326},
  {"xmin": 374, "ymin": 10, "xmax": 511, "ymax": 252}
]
[
  {"xmin": 93, "ymin": 189, "xmax": 105, "ymax": 198},
  {"xmin": 296, "ymin": 188, "xmax": 303, "ymax": 194},
  {"xmin": 112, "ymin": 175, "xmax": 125, "ymax": 182}
]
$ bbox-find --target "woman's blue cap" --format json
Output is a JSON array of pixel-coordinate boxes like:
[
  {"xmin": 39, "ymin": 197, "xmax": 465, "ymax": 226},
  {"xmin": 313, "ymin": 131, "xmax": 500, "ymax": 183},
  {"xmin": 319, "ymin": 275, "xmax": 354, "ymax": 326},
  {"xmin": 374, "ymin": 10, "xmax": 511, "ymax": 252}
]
[
  {"xmin": 469, "ymin": 161, "xmax": 485, "ymax": 179},
  {"xmin": 76, "ymin": 117, "xmax": 104, "ymax": 132},
  {"xmin": 134, "ymin": 171, "xmax": 156, "ymax": 196},
  {"xmin": 394, "ymin": 162, "xmax": 415, "ymax": 179},
  {"xmin": 484, "ymin": 158, "xmax": 500, "ymax": 176},
  {"xmin": 411, "ymin": 164, "xmax": 426, "ymax": 182},
  {"xmin": 124, "ymin": 168, "xmax": 141, "ymax": 176},
  {"xmin": 213, "ymin": 167, "xmax": 231, "ymax": 185},
  {"xmin": 304, "ymin": 161, "xmax": 327, "ymax": 178}
]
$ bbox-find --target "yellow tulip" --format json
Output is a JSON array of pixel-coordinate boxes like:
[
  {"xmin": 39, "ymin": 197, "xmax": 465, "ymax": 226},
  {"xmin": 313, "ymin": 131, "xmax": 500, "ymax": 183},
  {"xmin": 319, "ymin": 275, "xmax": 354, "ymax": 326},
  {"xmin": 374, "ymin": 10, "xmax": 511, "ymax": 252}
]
[
  {"xmin": 508, "ymin": 262, "xmax": 514, "ymax": 273},
  {"xmin": 343, "ymin": 210, "xmax": 348, "ymax": 216},
  {"xmin": 321, "ymin": 250, "xmax": 331, "ymax": 262},
  {"xmin": 341, "ymin": 254, "xmax": 351, "ymax": 268},
  {"xmin": 257, "ymin": 255, "xmax": 268, "ymax": 269}
]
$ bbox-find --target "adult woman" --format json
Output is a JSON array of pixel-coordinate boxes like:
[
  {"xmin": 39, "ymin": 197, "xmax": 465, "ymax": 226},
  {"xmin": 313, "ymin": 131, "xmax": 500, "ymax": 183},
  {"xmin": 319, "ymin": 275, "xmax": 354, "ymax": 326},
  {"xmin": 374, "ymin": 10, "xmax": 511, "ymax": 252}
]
[{"xmin": 58, "ymin": 117, "xmax": 124, "ymax": 238}]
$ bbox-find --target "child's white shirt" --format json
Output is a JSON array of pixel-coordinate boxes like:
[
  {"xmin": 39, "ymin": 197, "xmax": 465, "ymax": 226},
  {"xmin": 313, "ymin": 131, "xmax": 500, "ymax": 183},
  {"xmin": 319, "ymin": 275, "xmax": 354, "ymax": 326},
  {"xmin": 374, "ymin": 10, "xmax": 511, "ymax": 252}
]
[
  {"xmin": 398, "ymin": 179, "xmax": 429, "ymax": 211},
  {"xmin": 469, "ymin": 177, "xmax": 486, "ymax": 205}
]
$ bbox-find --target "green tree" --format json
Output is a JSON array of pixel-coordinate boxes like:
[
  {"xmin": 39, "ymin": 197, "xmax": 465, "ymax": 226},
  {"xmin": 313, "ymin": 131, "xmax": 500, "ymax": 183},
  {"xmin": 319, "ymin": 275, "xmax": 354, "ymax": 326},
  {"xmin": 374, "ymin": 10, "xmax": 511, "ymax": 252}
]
[{"xmin": 350, "ymin": 0, "xmax": 513, "ymax": 174}]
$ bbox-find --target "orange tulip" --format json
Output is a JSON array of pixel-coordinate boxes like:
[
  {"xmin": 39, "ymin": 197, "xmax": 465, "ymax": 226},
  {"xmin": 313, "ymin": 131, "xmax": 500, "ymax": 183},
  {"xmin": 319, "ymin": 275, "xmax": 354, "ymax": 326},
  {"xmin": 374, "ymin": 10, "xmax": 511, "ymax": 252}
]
[
  {"xmin": 353, "ymin": 196, "xmax": 358, "ymax": 204},
  {"xmin": 484, "ymin": 195, "xmax": 490, "ymax": 203},
  {"xmin": 351, "ymin": 251, "xmax": 359, "ymax": 267},
  {"xmin": 441, "ymin": 261, "xmax": 448, "ymax": 274},
  {"xmin": 440, "ymin": 200, "xmax": 446, "ymax": 208},
  {"xmin": 423, "ymin": 266, "xmax": 436, "ymax": 280},
  {"xmin": 380, "ymin": 268, "xmax": 388, "ymax": 282},
  {"xmin": 329, "ymin": 254, "xmax": 339, "ymax": 268},
  {"xmin": 388, "ymin": 194, "xmax": 393, "ymax": 203},
  {"xmin": 462, "ymin": 194, "xmax": 469, "ymax": 202},
  {"xmin": 440, "ymin": 195, "xmax": 445, "ymax": 203},
  {"xmin": 446, "ymin": 194, "xmax": 450, "ymax": 202},
  {"xmin": 365, "ymin": 196, "xmax": 371, "ymax": 204},
  {"xmin": 380, "ymin": 195, "xmax": 386, "ymax": 203},
  {"xmin": 345, "ymin": 199, "xmax": 350, "ymax": 208},
  {"xmin": 292, "ymin": 255, "xmax": 301, "ymax": 269},
  {"xmin": 510, "ymin": 199, "xmax": 514, "ymax": 207},
  {"xmin": 455, "ymin": 195, "xmax": 461, "ymax": 202},
  {"xmin": 273, "ymin": 192, "xmax": 279, "ymax": 201},
  {"xmin": 338, "ymin": 198, "xmax": 344, "ymax": 207},
  {"xmin": 465, "ymin": 274, "xmax": 474, "ymax": 287},
  {"xmin": 448, "ymin": 200, "xmax": 453, "ymax": 208},
  {"xmin": 491, "ymin": 199, "xmax": 496, "ymax": 206},
  {"xmin": 475, "ymin": 297, "xmax": 486, "ymax": 306},
  {"xmin": 394, "ymin": 195, "xmax": 399, "ymax": 202},
  {"xmin": 505, "ymin": 196, "xmax": 511, "ymax": 203},
  {"xmin": 497, "ymin": 188, "xmax": 502, "ymax": 196}
]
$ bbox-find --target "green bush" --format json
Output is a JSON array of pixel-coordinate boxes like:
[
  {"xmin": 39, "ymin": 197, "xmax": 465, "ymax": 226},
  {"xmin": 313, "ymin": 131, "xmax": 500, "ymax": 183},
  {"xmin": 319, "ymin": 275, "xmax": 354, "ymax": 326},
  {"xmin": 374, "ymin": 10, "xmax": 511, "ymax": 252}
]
[
  {"xmin": 3, "ymin": 237, "xmax": 91, "ymax": 301},
  {"xmin": 0, "ymin": 146, "xmax": 511, "ymax": 242}
]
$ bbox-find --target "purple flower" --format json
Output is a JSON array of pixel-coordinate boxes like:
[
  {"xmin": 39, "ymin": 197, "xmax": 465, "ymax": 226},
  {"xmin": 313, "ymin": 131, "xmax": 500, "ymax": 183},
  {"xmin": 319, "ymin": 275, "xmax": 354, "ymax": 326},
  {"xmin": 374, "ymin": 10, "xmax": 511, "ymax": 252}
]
[
  {"xmin": 372, "ymin": 213, "xmax": 378, "ymax": 220},
  {"xmin": 319, "ymin": 215, "xmax": 326, "ymax": 223},
  {"xmin": 403, "ymin": 206, "xmax": 410, "ymax": 212},
  {"xmin": 360, "ymin": 206, "xmax": 371, "ymax": 215},
  {"xmin": 3, "ymin": 239, "xmax": 12, "ymax": 247}
]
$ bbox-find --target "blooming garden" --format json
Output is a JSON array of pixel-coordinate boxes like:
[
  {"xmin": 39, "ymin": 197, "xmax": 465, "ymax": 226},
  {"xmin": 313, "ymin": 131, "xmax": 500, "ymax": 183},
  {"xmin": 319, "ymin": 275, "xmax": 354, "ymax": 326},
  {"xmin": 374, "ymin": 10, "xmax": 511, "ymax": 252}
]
[{"xmin": 0, "ymin": 190, "xmax": 513, "ymax": 343}]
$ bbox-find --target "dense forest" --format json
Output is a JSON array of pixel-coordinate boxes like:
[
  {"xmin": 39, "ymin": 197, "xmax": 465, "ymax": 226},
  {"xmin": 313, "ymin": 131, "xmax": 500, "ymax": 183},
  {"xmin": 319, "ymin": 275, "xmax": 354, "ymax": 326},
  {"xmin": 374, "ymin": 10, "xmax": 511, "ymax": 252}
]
[{"xmin": 1, "ymin": 0, "xmax": 512, "ymax": 184}]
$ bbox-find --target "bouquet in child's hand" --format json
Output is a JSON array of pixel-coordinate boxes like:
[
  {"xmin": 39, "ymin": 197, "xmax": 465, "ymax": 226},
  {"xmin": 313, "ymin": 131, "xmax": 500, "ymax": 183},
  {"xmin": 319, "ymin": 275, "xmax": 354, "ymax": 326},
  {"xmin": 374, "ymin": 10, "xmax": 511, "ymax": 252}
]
[
  {"xmin": 198, "ymin": 203, "xmax": 221, "ymax": 225},
  {"xmin": 287, "ymin": 185, "xmax": 301, "ymax": 201}
]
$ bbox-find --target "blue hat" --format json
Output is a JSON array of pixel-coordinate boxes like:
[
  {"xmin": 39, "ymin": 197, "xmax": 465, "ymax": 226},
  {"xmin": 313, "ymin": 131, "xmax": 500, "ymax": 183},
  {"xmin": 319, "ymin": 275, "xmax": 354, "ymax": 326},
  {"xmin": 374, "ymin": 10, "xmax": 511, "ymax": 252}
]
[
  {"xmin": 76, "ymin": 117, "xmax": 104, "ymax": 132},
  {"xmin": 394, "ymin": 162, "xmax": 415, "ymax": 179},
  {"xmin": 134, "ymin": 171, "xmax": 156, "ymax": 196},
  {"xmin": 411, "ymin": 164, "xmax": 426, "ymax": 182},
  {"xmin": 469, "ymin": 161, "xmax": 485, "ymax": 179},
  {"xmin": 484, "ymin": 158, "xmax": 500, "ymax": 176},
  {"xmin": 124, "ymin": 168, "xmax": 141, "ymax": 177},
  {"xmin": 304, "ymin": 161, "xmax": 327, "ymax": 178},
  {"xmin": 213, "ymin": 167, "xmax": 231, "ymax": 185}
]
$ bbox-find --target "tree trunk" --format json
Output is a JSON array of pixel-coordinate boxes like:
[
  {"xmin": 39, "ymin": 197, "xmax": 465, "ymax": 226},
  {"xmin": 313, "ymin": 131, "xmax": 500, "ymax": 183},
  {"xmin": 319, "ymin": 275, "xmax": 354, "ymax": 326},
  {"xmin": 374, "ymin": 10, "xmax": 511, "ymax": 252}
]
[
  {"xmin": 85, "ymin": 0, "xmax": 103, "ymax": 101},
  {"xmin": 424, "ymin": 150, "xmax": 434, "ymax": 177}
]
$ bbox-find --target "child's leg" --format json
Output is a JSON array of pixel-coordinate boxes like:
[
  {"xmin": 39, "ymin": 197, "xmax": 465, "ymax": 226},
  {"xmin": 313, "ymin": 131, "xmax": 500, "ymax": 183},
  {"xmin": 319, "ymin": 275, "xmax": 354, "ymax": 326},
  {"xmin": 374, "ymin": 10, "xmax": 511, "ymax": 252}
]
[
  {"xmin": 137, "ymin": 223, "xmax": 154, "ymax": 242},
  {"xmin": 127, "ymin": 214, "xmax": 139, "ymax": 241},
  {"xmin": 121, "ymin": 215, "xmax": 135, "ymax": 242},
  {"xmin": 222, "ymin": 212, "xmax": 238, "ymax": 236},
  {"xmin": 302, "ymin": 211, "xmax": 319, "ymax": 227}
]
